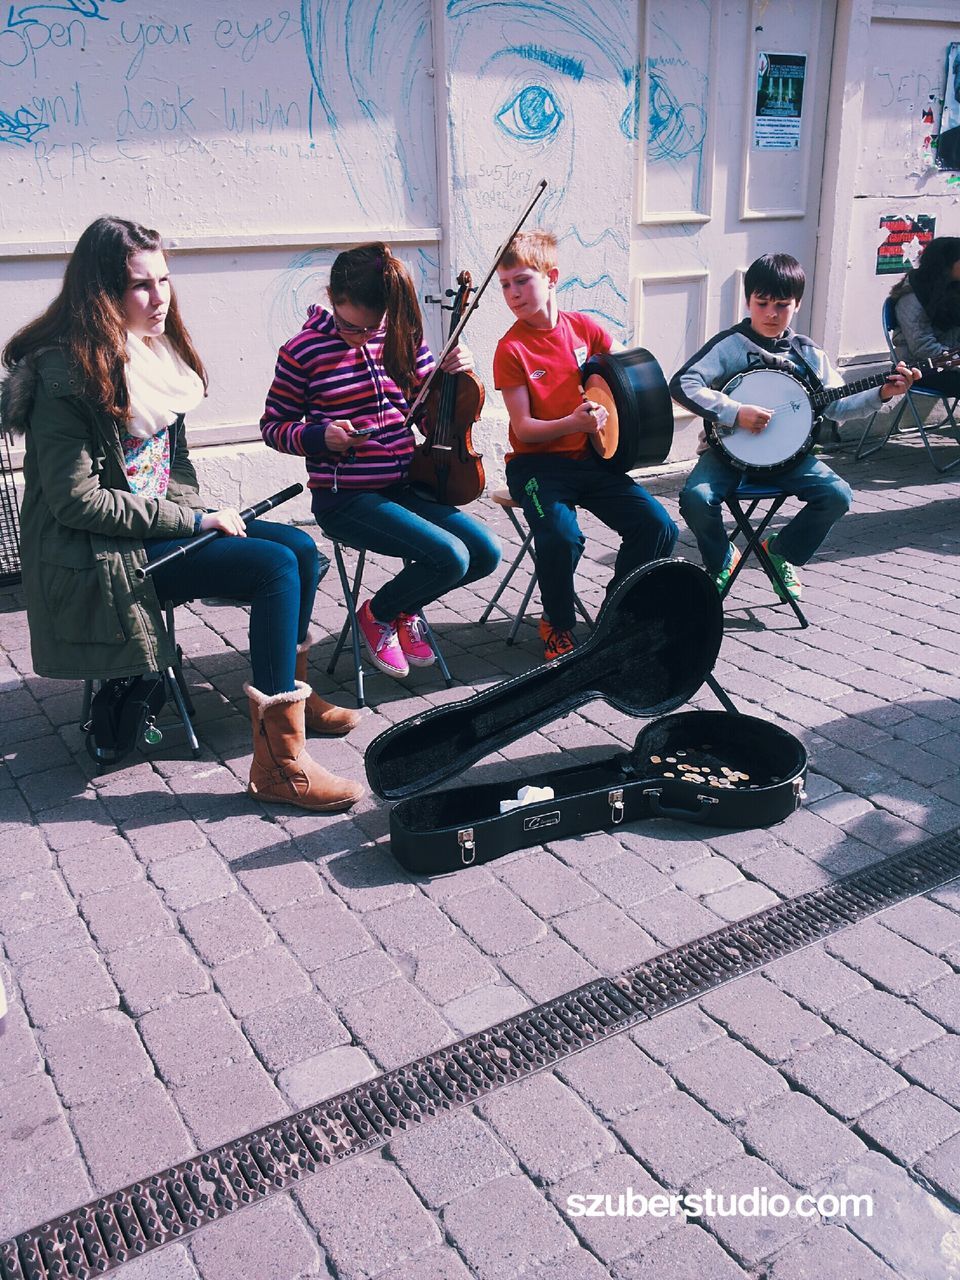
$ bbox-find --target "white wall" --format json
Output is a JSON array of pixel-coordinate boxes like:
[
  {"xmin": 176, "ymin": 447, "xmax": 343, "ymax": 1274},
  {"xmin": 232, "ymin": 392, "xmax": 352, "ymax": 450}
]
[
  {"xmin": 817, "ymin": 0, "xmax": 960, "ymax": 367},
  {"xmin": 3, "ymin": 0, "xmax": 958, "ymax": 500}
]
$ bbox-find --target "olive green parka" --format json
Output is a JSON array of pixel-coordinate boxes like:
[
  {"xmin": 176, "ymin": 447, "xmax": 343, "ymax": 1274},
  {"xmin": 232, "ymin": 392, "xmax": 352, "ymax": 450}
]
[{"xmin": 2, "ymin": 346, "xmax": 206, "ymax": 680}]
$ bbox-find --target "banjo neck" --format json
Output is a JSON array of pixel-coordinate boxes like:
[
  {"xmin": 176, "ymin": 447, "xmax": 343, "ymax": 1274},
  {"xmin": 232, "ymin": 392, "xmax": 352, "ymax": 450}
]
[
  {"xmin": 810, "ymin": 347, "xmax": 960, "ymax": 412},
  {"xmin": 810, "ymin": 370, "xmax": 892, "ymax": 412}
]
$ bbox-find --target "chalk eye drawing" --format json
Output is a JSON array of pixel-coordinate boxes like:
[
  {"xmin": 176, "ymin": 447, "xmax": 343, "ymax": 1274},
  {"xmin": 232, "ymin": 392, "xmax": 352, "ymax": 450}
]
[
  {"xmin": 496, "ymin": 84, "xmax": 563, "ymax": 142},
  {"xmin": 647, "ymin": 67, "xmax": 706, "ymax": 161},
  {"xmin": 446, "ymin": 0, "xmax": 638, "ymax": 340}
]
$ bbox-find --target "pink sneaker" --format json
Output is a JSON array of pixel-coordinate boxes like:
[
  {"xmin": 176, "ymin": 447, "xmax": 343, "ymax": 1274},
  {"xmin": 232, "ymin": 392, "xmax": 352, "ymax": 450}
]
[
  {"xmin": 357, "ymin": 600, "xmax": 409, "ymax": 678},
  {"xmin": 396, "ymin": 612, "xmax": 436, "ymax": 667}
]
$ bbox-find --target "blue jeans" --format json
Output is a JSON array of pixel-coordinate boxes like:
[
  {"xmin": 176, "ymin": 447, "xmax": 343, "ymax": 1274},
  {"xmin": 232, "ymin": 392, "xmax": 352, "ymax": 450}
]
[
  {"xmin": 679, "ymin": 449, "xmax": 853, "ymax": 575},
  {"xmin": 145, "ymin": 519, "xmax": 323, "ymax": 696},
  {"xmin": 315, "ymin": 484, "xmax": 501, "ymax": 622},
  {"xmin": 505, "ymin": 452, "xmax": 678, "ymax": 631}
]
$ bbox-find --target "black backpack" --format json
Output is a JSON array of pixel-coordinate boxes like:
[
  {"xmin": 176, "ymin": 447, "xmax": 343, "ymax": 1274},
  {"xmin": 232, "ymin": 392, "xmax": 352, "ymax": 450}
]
[{"xmin": 85, "ymin": 673, "xmax": 167, "ymax": 766}]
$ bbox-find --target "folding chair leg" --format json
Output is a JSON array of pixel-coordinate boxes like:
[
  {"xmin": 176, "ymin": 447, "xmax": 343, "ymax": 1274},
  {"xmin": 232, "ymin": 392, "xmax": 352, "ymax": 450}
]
[
  {"xmin": 164, "ymin": 604, "xmax": 195, "ymax": 717},
  {"xmin": 482, "ymin": 502, "xmax": 594, "ymax": 640},
  {"xmin": 164, "ymin": 667, "xmax": 201, "ymax": 757},
  {"xmin": 855, "ymin": 399, "xmax": 903, "ymax": 460},
  {"xmin": 723, "ymin": 495, "xmax": 808, "ymax": 629},
  {"xmin": 913, "ymin": 392, "xmax": 960, "ymax": 473},
  {"xmin": 719, "ymin": 497, "xmax": 779, "ymax": 600},
  {"xmin": 479, "ymin": 531, "xmax": 535, "ymax": 625},
  {"xmin": 418, "ymin": 614, "xmax": 454, "ymax": 687},
  {"xmin": 573, "ymin": 592, "xmax": 594, "ymax": 629},
  {"xmin": 326, "ymin": 544, "xmax": 366, "ymax": 708},
  {"xmin": 81, "ymin": 680, "xmax": 94, "ymax": 729},
  {"xmin": 509, "ymin": 569, "xmax": 539, "ymax": 646}
]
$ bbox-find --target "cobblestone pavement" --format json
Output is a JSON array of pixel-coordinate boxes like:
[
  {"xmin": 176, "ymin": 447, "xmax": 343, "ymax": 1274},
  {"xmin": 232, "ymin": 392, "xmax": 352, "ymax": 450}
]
[{"xmin": 2, "ymin": 431, "xmax": 960, "ymax": 1280}]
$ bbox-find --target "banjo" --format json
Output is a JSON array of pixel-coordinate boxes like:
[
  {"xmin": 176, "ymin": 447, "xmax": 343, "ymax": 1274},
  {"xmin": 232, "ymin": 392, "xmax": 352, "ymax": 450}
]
[{"xmin": 712, "ymin": 350, "xmax": 960, "ymax": 475}]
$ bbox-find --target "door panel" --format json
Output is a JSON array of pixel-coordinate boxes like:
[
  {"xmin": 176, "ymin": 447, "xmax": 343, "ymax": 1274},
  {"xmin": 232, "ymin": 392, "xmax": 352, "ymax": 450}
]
[{"xmin": 633, "ymin": 0, "xmax": 838, "ymax": 457}]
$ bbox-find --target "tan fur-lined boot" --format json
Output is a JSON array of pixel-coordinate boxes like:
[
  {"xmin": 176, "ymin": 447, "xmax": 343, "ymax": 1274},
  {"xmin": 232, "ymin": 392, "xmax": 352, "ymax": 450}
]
[
  {"xmin": 246, "ymin": 681, "xmax": 363, "ymax": 812},
  {"xmin": 296, "ymin": 636, "xmax": 361, "ymax": 736}
]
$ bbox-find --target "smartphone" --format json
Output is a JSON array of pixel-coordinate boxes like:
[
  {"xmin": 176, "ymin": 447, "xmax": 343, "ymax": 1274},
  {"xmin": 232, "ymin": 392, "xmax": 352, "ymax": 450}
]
[{"xmin": 349, "ymin": 425, "xmax": 379, "ymax": 437}]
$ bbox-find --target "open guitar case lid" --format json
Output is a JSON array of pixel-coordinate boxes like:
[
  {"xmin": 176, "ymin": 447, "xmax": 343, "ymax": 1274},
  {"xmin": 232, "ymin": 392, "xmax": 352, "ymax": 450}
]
[{"xmin": 364, "ymin": 560, "xmax": 807, "ymax": 876}]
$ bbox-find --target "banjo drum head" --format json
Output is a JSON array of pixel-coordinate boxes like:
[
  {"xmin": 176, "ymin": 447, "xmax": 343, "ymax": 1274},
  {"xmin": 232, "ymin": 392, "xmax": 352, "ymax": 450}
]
[
  {"xmin": 582, "ymin": 377, "xmax": 619, "ymax": 459},
  {"xmin": 718, "ymin": 368, "xmax": 815, "ymax": 472},
  {"xmin": 580, "ymin": 347, "xmax": 674, "ymax": 471}
]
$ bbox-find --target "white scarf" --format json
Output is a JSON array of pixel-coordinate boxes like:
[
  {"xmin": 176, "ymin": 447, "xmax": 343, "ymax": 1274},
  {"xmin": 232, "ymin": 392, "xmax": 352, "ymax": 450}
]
[{"xmin": 124, "ymin": 333, "xmax": 204, "ymax": 440}]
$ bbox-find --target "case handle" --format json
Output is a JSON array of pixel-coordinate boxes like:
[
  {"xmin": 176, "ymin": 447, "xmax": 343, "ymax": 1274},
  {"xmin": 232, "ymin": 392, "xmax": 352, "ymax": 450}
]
[
  {"xmin": 458, "ymin": 828, "xmax": 476, "ymax": 865},
  {"xmin": 643, "ymin": 787, "xmax": 720, "ymax": 823}
]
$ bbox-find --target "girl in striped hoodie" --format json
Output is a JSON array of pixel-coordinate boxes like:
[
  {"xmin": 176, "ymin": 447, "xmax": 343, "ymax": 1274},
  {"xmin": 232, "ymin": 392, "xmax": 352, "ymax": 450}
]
[{"xmin": 261, "ymin": 243, "xmax": 500, "ymax": 679}]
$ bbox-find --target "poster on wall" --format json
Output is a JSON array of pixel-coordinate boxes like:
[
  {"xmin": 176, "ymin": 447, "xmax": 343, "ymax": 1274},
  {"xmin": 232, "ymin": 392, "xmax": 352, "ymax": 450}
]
[
  {"xmin": 875, "ymin": 215, "xmax": 936, "ymax": 275},
  {"xmin": 936, "ymin": 42, "xmax": 960, "ymax": 170},
  {"xmin": 753, "ymin": 53, "xmax": 806, "ymax": 149}
]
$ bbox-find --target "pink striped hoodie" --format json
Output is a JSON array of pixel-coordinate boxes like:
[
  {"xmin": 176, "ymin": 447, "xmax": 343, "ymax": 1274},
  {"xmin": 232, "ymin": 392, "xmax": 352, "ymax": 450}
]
[{"xmin": 260, "ymin": 305, "xmax": 435, "ymax": 501}]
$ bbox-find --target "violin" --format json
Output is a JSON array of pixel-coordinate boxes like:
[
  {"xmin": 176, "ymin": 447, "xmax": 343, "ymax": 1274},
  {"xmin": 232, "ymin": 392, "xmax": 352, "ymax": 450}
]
[
  {"xmin": 403, "ymin": 178, "xmax": 547, "ymax": 428},
  {"xmin": 408, "ymin": 270, "xmax": 486, "ymax": 506}
]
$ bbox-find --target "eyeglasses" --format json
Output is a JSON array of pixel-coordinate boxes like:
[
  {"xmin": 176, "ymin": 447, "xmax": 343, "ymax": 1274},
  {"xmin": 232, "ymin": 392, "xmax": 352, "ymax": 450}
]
[{"xmin": 332, "ymin": 306, "xmax": 385, "ymax": 337}]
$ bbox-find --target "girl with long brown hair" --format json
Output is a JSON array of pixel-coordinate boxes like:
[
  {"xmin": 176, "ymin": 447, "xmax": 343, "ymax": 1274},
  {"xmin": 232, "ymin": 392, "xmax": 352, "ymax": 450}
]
[
  {"xmin": 261, "ymin": 242, "xmax": 500, "ymax": 680},
  {"xmin": 3, "ymin": 216, "xmax": 362, "ymax": 812}
]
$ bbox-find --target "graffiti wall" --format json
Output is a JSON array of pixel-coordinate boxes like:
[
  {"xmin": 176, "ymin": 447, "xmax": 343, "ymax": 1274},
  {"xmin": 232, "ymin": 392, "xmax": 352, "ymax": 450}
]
[
  {"xmin": 5, "ymin": 0, "xmax": 947, "ymax": 477},
  {"xmin": 0, "ymin": 1, "xmax": 437, "ymax": 234},
  {"xmin": 0, "ymin": 1, "xmax": 444, "ymax": 442},
  {"xmin": 0, "ymin": 1, "xmax": 669, "ymax": 401}
]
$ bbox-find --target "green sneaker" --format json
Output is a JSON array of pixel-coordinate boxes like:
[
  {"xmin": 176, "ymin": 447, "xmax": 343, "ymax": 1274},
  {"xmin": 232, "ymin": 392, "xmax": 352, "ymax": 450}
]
[
  {"xmin": 713, "ymin": 543, "xmax": 741, "ymax": 594},
  {"xmin": 761, "ymin": 538, "xmax": 802, "ymax": 600}
]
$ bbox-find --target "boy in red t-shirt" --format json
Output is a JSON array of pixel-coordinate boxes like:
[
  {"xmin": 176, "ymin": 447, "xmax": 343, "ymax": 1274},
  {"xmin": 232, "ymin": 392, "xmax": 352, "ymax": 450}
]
[{"xmin": 493, "ymin": 231, "xmax": 677, "ymax": 661}]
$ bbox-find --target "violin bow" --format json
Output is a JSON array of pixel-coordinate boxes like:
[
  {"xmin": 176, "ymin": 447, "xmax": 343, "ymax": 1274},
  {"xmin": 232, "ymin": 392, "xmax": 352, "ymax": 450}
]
[{"xmin": 403, "ymin": 178, "xmax": 548, "ymax": 427}]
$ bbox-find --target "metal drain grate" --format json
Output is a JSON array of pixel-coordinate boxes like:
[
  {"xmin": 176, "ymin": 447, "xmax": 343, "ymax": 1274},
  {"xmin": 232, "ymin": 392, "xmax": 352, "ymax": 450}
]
[{"xmin": 4, "ymin": 829, "xmax": 960, "ymax": 1279}]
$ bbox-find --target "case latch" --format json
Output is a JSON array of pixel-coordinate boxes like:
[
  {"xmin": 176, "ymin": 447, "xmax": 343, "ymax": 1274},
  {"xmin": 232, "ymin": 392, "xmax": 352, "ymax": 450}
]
[
  {"xmin": 608, "ymin": 789, "xmax": 625, "ymax": 824},
  {"xmin": 458, "ymin": 828, "xmax": 476, "ymax": 865}
]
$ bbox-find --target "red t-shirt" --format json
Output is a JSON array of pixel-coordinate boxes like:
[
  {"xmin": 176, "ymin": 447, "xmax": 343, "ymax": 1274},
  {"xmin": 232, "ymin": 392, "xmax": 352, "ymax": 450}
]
[{"xmin": 493, "ymin": 310, "xmax": 612, "ymax": 460}]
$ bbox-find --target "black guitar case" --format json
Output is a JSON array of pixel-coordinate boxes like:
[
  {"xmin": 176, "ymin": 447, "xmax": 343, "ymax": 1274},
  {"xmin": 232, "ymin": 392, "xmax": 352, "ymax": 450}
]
[{"xmin": 365, "ymin": 560, "xmax": 807, "ymax": 875}]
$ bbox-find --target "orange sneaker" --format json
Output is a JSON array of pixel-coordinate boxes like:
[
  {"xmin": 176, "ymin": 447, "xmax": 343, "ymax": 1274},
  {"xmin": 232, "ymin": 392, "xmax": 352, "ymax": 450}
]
[{"xmin": 538, "ymin": 618, "xmax": 575, "ymax": 662}]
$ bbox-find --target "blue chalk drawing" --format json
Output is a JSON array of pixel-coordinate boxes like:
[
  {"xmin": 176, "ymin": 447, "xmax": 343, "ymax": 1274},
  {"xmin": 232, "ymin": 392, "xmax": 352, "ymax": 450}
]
[
  {"xmin": 265, "ymin": 247, "xmax": 441, "ymax": 355},
  {"xmin": 4, "ymin": 0, "xmax": 124, "ymax": 25},
  {"xmin": 496, "ymin": 84, "xmax": 563, "ymax": 142},
  {"xmin": 647, "ymin": 66, "xmax": 706, "ymax": 162},
  {"xmin": 446, "ymin": 0, "xmax": 638, "ymax": 335},
  {"xmin": 644, "ymin": 8, "xmax": 709, "ymax": 208},
  {"xmin": 300, "ymin": 0, "xmax": 436, "ymax": 224},
  {"xmin": 0, "ymin": 102, "xmax": 48, "ymax": 144}
]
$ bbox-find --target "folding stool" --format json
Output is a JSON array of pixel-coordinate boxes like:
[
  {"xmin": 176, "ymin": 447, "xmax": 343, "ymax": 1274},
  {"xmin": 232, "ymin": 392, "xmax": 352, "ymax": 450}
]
[
  {"xmin": 325, "ymin": 540, "xmax": 454, "ymax": 708},
  {"xmin": 720, "ymin": 482, "xmax": 809, "ymax": 629},
  {"xmin": 479, "ymin": 489, "xmax": 594, "ymax": 644}
]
